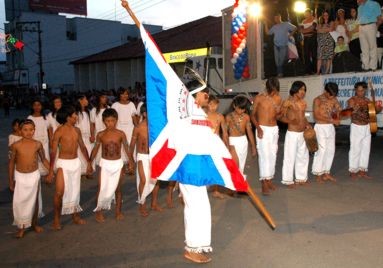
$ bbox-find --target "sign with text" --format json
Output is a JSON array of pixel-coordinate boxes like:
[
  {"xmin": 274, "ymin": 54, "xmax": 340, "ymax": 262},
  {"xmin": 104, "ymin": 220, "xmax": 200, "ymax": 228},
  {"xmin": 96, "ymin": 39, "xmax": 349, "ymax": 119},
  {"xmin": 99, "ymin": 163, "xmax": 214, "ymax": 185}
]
[
  {"xmin": 163, "ymin": 48, "xmax": 208, "ymax": 64},
  {"xmin": 29, "ymin": 0, "xmax": 87, "ymax": 16}
]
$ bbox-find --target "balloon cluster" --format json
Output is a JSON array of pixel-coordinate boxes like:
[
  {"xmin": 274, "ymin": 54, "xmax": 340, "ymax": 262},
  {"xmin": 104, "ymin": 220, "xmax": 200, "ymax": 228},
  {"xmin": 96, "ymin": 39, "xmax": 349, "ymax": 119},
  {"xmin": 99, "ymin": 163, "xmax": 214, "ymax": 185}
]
[{"xmin": 231, "ymin": 0, "xmax": 250, "ymax": 80}]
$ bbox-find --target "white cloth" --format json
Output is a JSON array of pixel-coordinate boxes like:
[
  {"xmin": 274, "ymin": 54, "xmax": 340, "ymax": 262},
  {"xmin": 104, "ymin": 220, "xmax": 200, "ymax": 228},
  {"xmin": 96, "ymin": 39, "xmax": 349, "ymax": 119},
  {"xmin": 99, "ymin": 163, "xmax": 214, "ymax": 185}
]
[
  {"xmin": 76, "ymin": 112, "xmax": 94, "ymax": 174},
  {"xmin": 13, "ymin": 170, "xmax": 40, "ymax": 228},
  {"xmin": 27, "ymin": 115, "xmax": 49, "ymax": 176},
  {"xmin": 312, "ymin": 124, "xmax": 335, "ymax": 175},
  {"xmin": 349, "ymin": 123, "xmax": 371, "ymax": 172},
  {"xmin": 281, "ymin": 131, "xmax": 309, "ymax": 185},
  {"xmin": 229, "ymin": 135, "xmax": 248, "ymax": 174},
  {"xmin": 94, "ymin": 158, "xmax": 124, "ymax": 211},
  {"xmin": 335, "ymin": 24, "xmax": 349, "ymax": 43},
  {"xmin": 136, "ymin": 153, "xmax": 156, "ymax": 204},
  {"xmin": 111, "ymin": 102, "xmax": 137, "ymax": 162},
  {"xmin": 8, "ymin": 134, "xmax": 22, "ymax": 147},
  {"xmin": 56, "ymin": 158, "xmax": 83, "ymax": 215},
  {"xmin": 256, "ymin": 125, "xmax": 279, "ymax": 180},
  {"xmin": 90, "ymin": 107, "xmax": 107, "ymax": 166},
  {"xmin": 46, "ymin": 112, "xmax": 60, "ymax": 134},
  {"xmin": 179, "ymin": 183, "xmax": 212, "ymax": 253},
  {"xmin": 359, "ymin": 23, "xmax": 378, "ymax": 70}
]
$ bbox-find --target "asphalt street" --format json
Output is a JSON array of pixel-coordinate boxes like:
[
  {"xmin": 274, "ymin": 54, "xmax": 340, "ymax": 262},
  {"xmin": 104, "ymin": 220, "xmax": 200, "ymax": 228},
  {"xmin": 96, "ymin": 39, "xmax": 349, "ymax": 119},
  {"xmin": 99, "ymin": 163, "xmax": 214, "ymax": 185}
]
[{"xmin": 1, "ymin": 109, "xmax": 383, "ymax": 268}]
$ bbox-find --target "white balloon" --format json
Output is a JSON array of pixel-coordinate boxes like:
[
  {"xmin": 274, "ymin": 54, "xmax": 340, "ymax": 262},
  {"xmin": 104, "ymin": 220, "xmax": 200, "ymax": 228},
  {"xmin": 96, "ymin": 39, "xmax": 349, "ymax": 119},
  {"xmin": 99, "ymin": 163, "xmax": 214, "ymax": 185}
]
[
  {"xmin": 239, "ymin": 43, "xmax": 246, "ymax": 49},
  {"xmin": 231, "ymin": 58, "xmax": 237, "ymax": 64},
  {"xmin": 233, "ymin": 53, "xmax": 239, "ymax": 59},
  {"xmin": 236, "ymin": 47, "xmax": 243, "ymax": 54}
]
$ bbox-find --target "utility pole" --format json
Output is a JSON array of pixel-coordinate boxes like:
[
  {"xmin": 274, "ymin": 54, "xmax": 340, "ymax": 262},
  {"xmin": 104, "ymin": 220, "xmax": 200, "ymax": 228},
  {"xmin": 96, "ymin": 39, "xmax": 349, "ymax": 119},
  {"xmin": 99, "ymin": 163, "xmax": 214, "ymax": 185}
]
[{"xmin": 16, "ymin": 21, "xmax": 44, "ymax": 92}]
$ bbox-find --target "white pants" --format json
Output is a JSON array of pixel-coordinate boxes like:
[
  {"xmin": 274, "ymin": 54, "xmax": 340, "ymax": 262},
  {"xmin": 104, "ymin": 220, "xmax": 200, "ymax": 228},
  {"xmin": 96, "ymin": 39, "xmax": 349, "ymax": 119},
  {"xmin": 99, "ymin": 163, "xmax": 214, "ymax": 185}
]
[
  {"xmin": 13, "ymin": 170, "xmax": 40, "ymax": 228},
  {"xmin": 56, "ymin": 158, "xmax": 83, "ymax": 215},
  {"xmin": 282, "ymin": 131, "xmax": 309, "ymax": 185},
  {"xmin": 179, "ymin": 183, "xmax": 212, "ymax": 253},
  {"xmin": 94, "ymin": 158, "xmax": 124, "ymax": 211},
  {"xmin": 349, "ymin": 123, "xmax": 371, "ymax": 172},
  {"xmin": 256, "ymin": 125, "xmax": 279, "ymax": 180},
  {"xmin": 312, "ymin": 124, "xmax": 335, "ymax": 175},
  {"xmin": 136, "ymin": 153, "xmax": 156, "ymax": 205},
  {"xmin": 229, "ymin": 135, "xmax": 248, "ymax": 174},
  {"xmin": 359, "ymin": 23, "xmax": 378, "ymax": 70}
]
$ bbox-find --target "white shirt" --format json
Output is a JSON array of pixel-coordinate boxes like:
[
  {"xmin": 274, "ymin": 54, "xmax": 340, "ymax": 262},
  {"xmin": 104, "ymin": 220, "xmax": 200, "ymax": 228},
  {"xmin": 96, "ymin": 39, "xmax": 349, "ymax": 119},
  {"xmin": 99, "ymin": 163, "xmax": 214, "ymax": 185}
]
[
  {"xmin": 27, "ymin": 115, "xmax": 49, "ymax": 140},
  {"xmin": 76, "ymin": 111, "xmax": 91, "ymax": 137},
  {"xmin": 90, "ymin": 107, "xmax": 107, "ymax": 134},
  {"xmin": 111, "ymin": 102, "xmax": 137, "ymax": 130}
]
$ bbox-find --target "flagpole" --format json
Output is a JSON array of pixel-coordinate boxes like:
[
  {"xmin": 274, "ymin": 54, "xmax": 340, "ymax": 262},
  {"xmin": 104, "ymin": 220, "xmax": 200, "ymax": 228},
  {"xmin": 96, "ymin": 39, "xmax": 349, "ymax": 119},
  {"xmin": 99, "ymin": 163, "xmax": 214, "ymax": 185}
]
[
  {"xmin": 247, "ymin": 186, "xmax": 276, "ymax": 229},
  {"xmin": 121, "ymin": 0, "xmax": 141, "ymax": 28}
]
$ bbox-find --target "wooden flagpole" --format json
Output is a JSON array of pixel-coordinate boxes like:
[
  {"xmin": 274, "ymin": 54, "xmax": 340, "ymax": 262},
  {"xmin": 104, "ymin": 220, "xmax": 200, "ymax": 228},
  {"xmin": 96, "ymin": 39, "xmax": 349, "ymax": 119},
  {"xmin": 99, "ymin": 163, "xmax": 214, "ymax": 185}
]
[{"xmin": 120, "ymin": 0, "xmax": 276, "ymax": 230}]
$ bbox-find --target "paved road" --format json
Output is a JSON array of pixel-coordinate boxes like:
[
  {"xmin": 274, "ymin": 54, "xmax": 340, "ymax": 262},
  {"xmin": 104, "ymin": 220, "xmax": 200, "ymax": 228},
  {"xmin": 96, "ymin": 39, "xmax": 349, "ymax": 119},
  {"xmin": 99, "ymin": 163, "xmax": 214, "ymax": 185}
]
[{"xmin": 1, "ymin": 109, "xmax": 383, "ymax": 267}]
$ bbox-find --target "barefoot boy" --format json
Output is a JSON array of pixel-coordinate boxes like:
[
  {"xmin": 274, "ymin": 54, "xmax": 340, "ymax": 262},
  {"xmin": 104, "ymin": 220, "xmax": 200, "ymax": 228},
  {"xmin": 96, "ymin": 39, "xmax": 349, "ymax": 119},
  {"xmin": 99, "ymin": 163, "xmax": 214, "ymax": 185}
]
[
  {"xmin": 89, "ymin": 108, "xmax": 128, "ymax": 222},
  {"xmin": 226, "ymin": 95, "xmax": 256, "ymax": 175},
  {"xmin": 9, "ymin": 119, "xmax": 50, "ymax": 238},
  {"xmin": 251, "ymin": 77, "xmax": 282, "ymax": 195},
  {"xmin": 280, "ymin": 81, "xmax": 311, "ymax": 187},
  {"xmin": 206, "ymin": 95, "xmax": 228, "ymax": 199},
  {"xmin": 346, "ymin": 81, "xmax": 382, "ymax": 179},
  {"xmin": 312, "ymin": 82, "xmax": 341, "ymax": 183},
  {"xmin": 128, "ymin": 104, "xmax": 162, "ymax": 217},
  {"xmin": 48, "ymin": 106, "xmax": 92, "ymax": 230}
]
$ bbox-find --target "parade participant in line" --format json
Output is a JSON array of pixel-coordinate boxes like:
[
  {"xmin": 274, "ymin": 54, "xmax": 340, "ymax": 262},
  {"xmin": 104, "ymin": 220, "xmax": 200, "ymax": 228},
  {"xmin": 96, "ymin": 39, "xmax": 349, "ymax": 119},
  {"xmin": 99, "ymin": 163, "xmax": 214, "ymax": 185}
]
[
  {"xmin": 128, "ymin": 104, "xmax": 162, "ymax": 217},
  {"xmin": 9, "ymin": 119, "xmax": 50, "ymax": 238},
  {"xmin": 226, "ymin": 95, "xmax": 256, "ymax": 176},
  {"xmin": 90, "ymin": 92, "xmax": 109, "ymax": 168},
  {"xmin": 347, "ymin": 81, "xmax": 382, "ymax": 179},
  {"xmin": 75, "ymin": 95, "xmax": 94, "ymax": 177},
  {"xmin": 48, "ymin": 105, "xmax": 92, "ymax": 230},
  {"xmin": 47, "ymin": 96, "xmax": 62, "ymax": 149},
  {"xmin": 251, "ymin": 77, "xmax": 282, "ymax": 195},
  {"xmin": 28, "ymin": 99, "xmax": 49, "ymax": 177},
  {"xmin": 111, "ymin": 87, "xmax": 138, "ymax": 168},
  {"xmin": 280, "ymin": 81, "xmax": 311, "ymax": 187},
  {"xmin": 89, "ymin": 108, "xmax": 128, "ymax": 222},
  {"xmin": 312, "ymin": 82, "xmax": 341, "ymax": 183},
  {"xmin": 206, "ymin": 95, "xmax": 229, "ymax": 199}
]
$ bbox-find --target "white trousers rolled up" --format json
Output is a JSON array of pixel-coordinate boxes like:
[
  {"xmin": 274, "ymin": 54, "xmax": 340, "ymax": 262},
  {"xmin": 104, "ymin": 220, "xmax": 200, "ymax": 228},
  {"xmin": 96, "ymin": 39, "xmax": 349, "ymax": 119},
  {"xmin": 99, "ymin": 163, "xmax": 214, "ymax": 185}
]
[
  {"xmin": 312, "ymin": 124, "xmax": 335, "ymax": 175},
  {"xmin": 179, "ymin": 183, "xmax": 212, "ymax": 253},
  {"xmin": 282, "ymin": 131, "xmax": 309, "ymax": 185},
  {"xmin": 229, "ymin": 135, "xmax": 248, "ymax": 174},
  {"xmin": 349, "ymin": 123, "xmax": 371, "ymax": 173},
  {"xmin": 256, "ymin": 125, "xmax": 279, "ymax": 180}
]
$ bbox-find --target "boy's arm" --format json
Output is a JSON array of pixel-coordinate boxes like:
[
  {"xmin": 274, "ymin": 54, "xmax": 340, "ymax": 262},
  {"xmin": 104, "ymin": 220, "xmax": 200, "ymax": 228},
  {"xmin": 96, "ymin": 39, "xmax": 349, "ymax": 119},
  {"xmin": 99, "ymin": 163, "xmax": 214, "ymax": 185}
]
[
  {"xmin": 48, "ymin": 126, "xmax": 53, "ymax": 149},
  {"xmin": 89, "ymin": 133, "xmax": 101, "ymax": 164},
  {"xmin": 47, "ymin": 130, "xmax": 59, "ymax": 181},
  {"xmin": 250, "ymin": 97, "xmax": 263, "ymax": 138},
  {"xmin": 76, "ymin": 128, "xmax": 90, "ymax": 163},
  {"xmin": 245, "ymin": 116, "xmax": 257, "ymax": 156},
  {"xmin": 127, "ymin": 128, "xmax": 137, "ymax": 171},
  {"xmin": 37, "ymin": 142, "xmax": 50, "ymax": 179},
  {"xmin": 90, "ymin": 122, "xmax": 96, "ymax": 143},
  {"xmin": 8, "ymin": 144, "xmax": 16, "ymax": 191},
  {"xmin": 219, "ymin": 115, "xmax": 229, "ymax": 147}
]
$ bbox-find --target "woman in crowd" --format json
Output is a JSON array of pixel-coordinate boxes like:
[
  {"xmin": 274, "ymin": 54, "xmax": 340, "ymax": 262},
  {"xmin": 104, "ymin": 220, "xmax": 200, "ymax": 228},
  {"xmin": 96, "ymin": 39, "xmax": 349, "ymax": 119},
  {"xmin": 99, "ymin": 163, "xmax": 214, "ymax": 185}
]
[{"xmin": 316, "ymin": 10, "xmax": 335, "ymax": 74}]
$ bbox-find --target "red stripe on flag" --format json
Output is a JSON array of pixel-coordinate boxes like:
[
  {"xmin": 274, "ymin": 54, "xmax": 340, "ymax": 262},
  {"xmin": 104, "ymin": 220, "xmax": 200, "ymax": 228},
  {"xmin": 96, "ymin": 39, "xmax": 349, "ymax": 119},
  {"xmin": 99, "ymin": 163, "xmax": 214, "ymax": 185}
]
[
  {"xmin": 222, "ymin": 157, "xmax": 248, "ymax": 192},
  {"xmin": 151, "ymin": 139, "xmax": 177, "ymax": 179}
]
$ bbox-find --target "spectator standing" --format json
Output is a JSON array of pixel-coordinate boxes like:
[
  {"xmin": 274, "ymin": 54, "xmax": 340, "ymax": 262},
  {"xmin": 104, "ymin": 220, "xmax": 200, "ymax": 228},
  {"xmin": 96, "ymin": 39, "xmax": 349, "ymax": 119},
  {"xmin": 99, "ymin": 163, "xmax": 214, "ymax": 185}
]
[
  {"xmin": 346, "ymin": 7, "xmax": 362, "ymax": 59},
  {"xmin": 357, "ymin": 0, "xmax": 382, "ymax": 71},
  {"xmin": 316, "ymin": 10, "xmax": 335, "ymax": 74},
  {"xmin": 300, "ymin": 8, "xmax": 317, "ymax": 74},
  {"xmin": 265, "ymin": 13, "xmax": 297, "ymax": 77}
]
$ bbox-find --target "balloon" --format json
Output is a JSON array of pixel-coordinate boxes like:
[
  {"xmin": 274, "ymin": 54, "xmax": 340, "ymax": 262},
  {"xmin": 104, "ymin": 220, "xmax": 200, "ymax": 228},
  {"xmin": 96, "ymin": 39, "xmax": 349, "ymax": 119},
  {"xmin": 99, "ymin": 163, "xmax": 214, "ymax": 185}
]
[
  {"xmin": 236, "ymin": 47, "xmax": 243, "ymax": 54},
  {"xmin": 231, "ymin": 58, "xmax": 237, "ymax": 64},
  {"xmin": 239, "ymin": 42, "xmax": 246, "ymax": 49},
  {"xmin": 233, "ymin": 53, "xmax": 239, "ymax": 59}
]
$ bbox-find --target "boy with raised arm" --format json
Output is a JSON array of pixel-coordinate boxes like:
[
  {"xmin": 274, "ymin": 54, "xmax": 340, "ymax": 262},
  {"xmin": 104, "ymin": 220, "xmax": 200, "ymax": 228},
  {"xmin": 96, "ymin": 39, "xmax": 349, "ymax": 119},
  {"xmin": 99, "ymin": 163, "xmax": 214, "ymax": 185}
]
[
  {"xmin": 9, "ymin": 119, "xmax": 50, "ymax": 238},
  {"xmin": 47, "ymin": 106, "xmax": 92, "ymax": 230},
  {"xmin": 128, "ymin": 104, "xmax": 162, "ymax": 217},
  {"xmin": 251, "ymin": 77, "xmax": 282, "ymax": 195},
  {"xmin": 89, "ymin": 108, "xmax": 129, "ymax": 222}
]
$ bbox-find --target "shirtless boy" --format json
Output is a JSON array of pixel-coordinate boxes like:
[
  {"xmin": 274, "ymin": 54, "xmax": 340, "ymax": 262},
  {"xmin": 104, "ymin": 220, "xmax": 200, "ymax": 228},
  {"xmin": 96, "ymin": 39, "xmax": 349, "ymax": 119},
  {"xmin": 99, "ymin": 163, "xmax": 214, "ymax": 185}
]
[
  {"xmin": 251, "ymin": 77, "xmax": 282, "ymax": 195},
  {"xmin": 280, "ymin": 81, "xmax": 311, "ymax": 187},
  {"xmin": 48, "ymin": 106, "xmax": 92, "ymax": 230},
  {"xmin": 89, "ymin": 108, "xmax": 129, "ymax": 222},
  {"xmin": 226, "ymin": 95, "xmax": 256, "ymax": 175},
  {"xmin": 9, "ymin": 119, "xmax": 50, "ymax": 238},
  {"xmin": 207, "ymin": 95, "xmax": 228, "ymax": 198},
  {"xmin": 312, "ymin": 82, "xmax": 341, "ymax": 183},
  {"xmin": 346, "ymin": 81, "xmax": 382, "ymax": 179},
  {"xmin": 128, "ymin": 104, "xmax": 162, "ymax": 217}
]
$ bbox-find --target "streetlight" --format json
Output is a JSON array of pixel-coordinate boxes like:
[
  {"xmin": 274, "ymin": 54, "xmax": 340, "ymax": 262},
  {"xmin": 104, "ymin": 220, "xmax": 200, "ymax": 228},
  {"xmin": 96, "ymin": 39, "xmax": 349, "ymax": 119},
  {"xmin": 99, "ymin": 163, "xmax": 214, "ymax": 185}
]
[
  {"xmin": 248, "ymin": 2, "xmax": 263, "ymax": 79},
  {"xmin": 249, "ymin": 2, "xmax": 262, "ymax": 18},
  {"xmin": 294, "ymin": 1, "xmax": 307, "ymax": 14}
]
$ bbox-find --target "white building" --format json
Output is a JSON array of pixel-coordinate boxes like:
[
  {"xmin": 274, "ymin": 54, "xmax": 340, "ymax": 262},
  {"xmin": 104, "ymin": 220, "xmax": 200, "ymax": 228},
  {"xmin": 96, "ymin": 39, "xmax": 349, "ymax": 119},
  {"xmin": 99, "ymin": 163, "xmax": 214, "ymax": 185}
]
[{"xmin": 3, "ymin": 0, "xmax": 162, "ymax": 91}]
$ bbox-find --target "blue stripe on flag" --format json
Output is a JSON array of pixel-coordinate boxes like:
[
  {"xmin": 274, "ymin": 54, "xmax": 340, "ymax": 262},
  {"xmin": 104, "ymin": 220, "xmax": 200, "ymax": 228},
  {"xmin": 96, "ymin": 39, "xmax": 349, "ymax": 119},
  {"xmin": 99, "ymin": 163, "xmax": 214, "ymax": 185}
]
[
  {"xmin": 146, "ymin": 48, "xmax": 168, "ymax": 146},
  {"xmin": 169, "ymin": 154, "xmax": 225, "ymax": 186}
]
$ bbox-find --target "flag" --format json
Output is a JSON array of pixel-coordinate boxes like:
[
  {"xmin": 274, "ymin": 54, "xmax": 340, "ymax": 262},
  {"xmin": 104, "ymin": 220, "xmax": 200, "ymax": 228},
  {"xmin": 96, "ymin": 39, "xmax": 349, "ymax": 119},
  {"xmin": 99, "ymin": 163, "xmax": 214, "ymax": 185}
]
[{"xmin": 140, "ymin": 25, "xmax": 248, "ymax": 192}]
